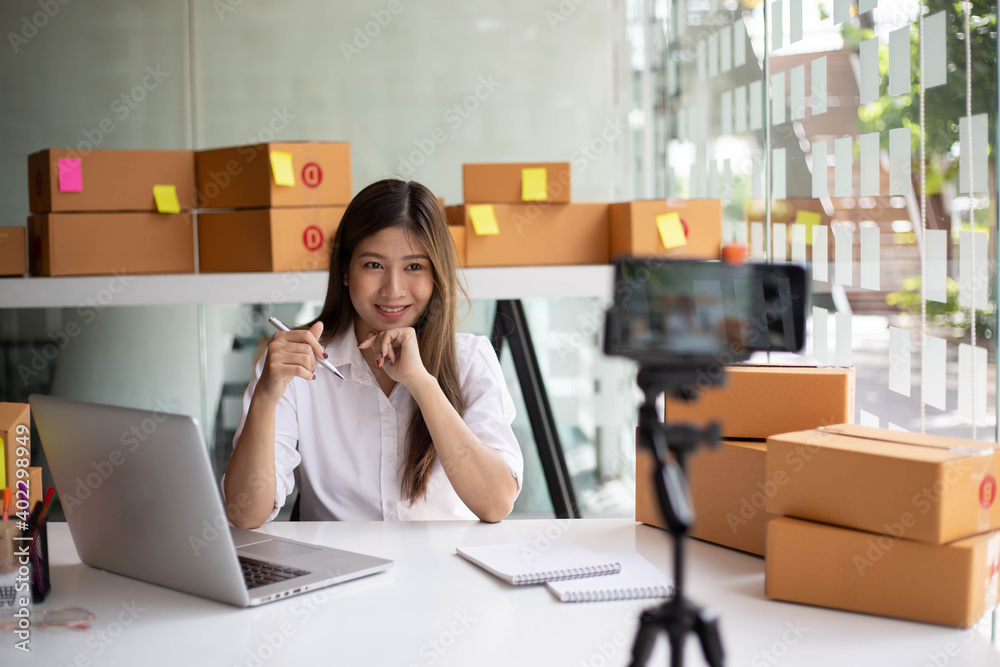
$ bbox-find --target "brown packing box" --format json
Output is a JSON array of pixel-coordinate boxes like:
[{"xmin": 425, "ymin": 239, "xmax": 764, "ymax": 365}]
[
  {"xmin": 28, "ymin": 213, "xmax": 195, "ymax": 277},
  {"xmin": 766, "ymin": 517, "xmax": 1000, "ymax": 628},
  {"xmin": 665, "ymin": 365, "xmax": 856, "ymax": 440},
  {"xmin": 198, "ymin": 207, "xmax": 346, "ymax": 273},
  {"xmin": 637, "ymin": 440, "xmax": 778, "ymax": 556},
  {"xmin": 0, "ymin": 227, "xmax": 27, "ymax": 276},
  {"xmin": 609, "ymin": 200, "xmax": 723, "ymax": 260},
  {"xmin": 0, "ymin": 404, "xmax": 30, "ymax": 491},
  {"xmin": 463, "ymin": 163, "xmax": 571, "ymax": 204},
  {"xmin": 196, "ymin": 142, "xmax": 351, "ymax": 209},
  {"xmin": 448, "ymin": 226, "xmax": 465, "ymax": 266},
  {"xmin": 446, "ymin": 203, "xmax": 609, "ymax": 267},
  {"xmin": 28, "ymin": 149, "xmax": 196, "ymax": 213},
  {"xmin": 766, "ymin": 424, "xmax": 1000, "ymax": 544}
]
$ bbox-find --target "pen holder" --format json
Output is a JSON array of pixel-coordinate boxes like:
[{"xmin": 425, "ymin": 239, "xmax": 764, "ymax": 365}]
[{"xmin": 24, "ymin": 522, "xmax": 50, "ymax": 603}]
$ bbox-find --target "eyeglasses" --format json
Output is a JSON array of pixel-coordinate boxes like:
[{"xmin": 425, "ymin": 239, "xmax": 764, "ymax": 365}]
[{"xmin": 0, "ymin": 607, "xmax": 95, "ymax": 631}]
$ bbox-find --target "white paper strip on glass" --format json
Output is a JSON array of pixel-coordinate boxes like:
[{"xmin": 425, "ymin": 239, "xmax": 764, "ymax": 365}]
[
  {"xmin": 697, "ymin": 39, "xmax": 707, "ymax": 81},
  {"xmin": 812, "ymin": 225, "xmax": 829, "ymax": 282},
  {"xmin": 708, "ymin": 160, "xmax": 719, "ymax": 198},
  {"xmin": 812, "ymin": 306, "xmax": 828, "ymax": 363},
  {"xmin": 791, "ymin": 224, "xmax": 807, "ymax": 264},
  {"xmin": 790, "ymin": 0, "xmax": 803, "ymax": 43},
  {"xmin": 923, "ymin": 334, "xmax": 947, "ymax": 410},
  {"xmin": 959, "ymin": 230, "xmax": 989, "ymax": 309},
  {"xmin": 835, "ymin": 137, "xmax": 853, "ymax": 197},
  {"xmin": 773, "ymin": 223, "xmax": 788, "ymax": 262},
  {"xmin": 771, "ymin": 0, "xmax": 783, "ymax": 52},
  {"xmin": 859, "ymin": 0, "xmax": 878, "ymax": 13},
  {"xmin": 925, "ymin": 229, "xmax": 947, "ymax": 303},
  {"xmin": 860, "ymin": 132, "xmax": 880, "ymax": 197},
  {"xmin": 708, "ymin": 32, "xmax": 719, "ymax": 79},
  {"xmin": 834, "ymin": 225, "xmax": 853, "ymax": 286},
  {"xmin": 790, "ymin": 65, "xmax": 805, "ymax": 120},
  {"xmin": 772, "ymin": 72, "xmax": 786, "ymax": 125},
  {"xmin": 958, "ymin": 344, "xmax": 987, "ymax": 421},
  {"xmin": 924, "ymin": 11, "xmax": 947, "ymax": 88},
  {"xmin": 749, "ymin": 80, "xmax": 763, "ymax": 130},
  {"xmin": 734, "ymin": 18, "xmax": 747, "ymax": 68},
  {"xmin": 860, "ymin": 37, "xmax": 880, "ymax": 104},
  {"xmin": 834, "ymin": 0, "xmax": 850, "ymax": 24},
  {"xmin": 888, "ymin": 423, "xmax": 909, "ymax": 432},
  {"xmin": 888, "ymin": 26, "xmax": 911, "ymax": 97},
  {"xmin": 811, "ymin": 56, "xmax": 828, "ymax": 115},
  {"xmin": 772, "ymin": 148, "xmax": 786, "ymax": 200},
  {"xmin": 720, "ymin": 25, "xmax": 733, "ymax": 73},
  {"xmin": 835, "ymin": 312, "xmax": 852, "ymax": 365},
  {"xmin": 859, "ymin": 410, "xmax": 880, "ymax": 427},
  {"xmin": 889, "ymin": 326, "xmax": 912, "ymax": 397},
  {"xmin": 751, "ymin": 222, "xmax": 766, "ymax": 260},
  {"xmin": 722, "ymin": 159, "xmax": 732, "ymax": 200},
  {"xmin": 734, "ymin": 85, "xmax": 748, "ymax": 133},
  {"xmin": 959, "ymin": 114, "xmax": 989, "ymax": 194},
  {"xmin": 812, "ymin": 141, "xmax": 828, "ymax": 198},
  {"xmin": 860, "ymin": 225, "xmax": 880, "ymax": 290},
  {"xmin": 889, "ymin": 127, "xmax": 911, "ymax": 195},
  {"xmin": 721, "ymin": 90, "xmax": 733, "ymax": 136},
  {"xmin": 667, "ymin": 57, "xmax": 678, "ymax": 96}
]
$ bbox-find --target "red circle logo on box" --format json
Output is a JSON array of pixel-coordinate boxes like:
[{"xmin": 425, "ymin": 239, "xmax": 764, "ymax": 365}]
[
  {"xmin": 303, "ymin": 226, "xmax": 324, "ymax": 251},
  {"xmin": 302, "ymin": 162, "xmax": 323, "ymax": 188},
  {"xmin": 980, "ymin": 475, "xmax": 997, "ymax": 509}
]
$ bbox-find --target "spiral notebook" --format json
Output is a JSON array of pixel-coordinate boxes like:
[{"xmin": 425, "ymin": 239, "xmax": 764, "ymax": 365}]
[
  {"xmin": 545, "ymin": 551, "xmax": 674, "ymax": 603},
  {"xmin": 456, "ymin": 539, "xmax": 621, "ymax": 585}
]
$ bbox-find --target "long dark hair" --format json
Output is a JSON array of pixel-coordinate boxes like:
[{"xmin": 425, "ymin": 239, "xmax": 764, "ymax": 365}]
[{"xmin": 309, "ymin": 179, "xmax": 466, "ymax": 504}]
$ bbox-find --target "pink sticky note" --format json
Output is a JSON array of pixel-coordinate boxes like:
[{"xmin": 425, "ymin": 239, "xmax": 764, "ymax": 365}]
[{"xmin": 58, "ymin": 158, "xmax": 82, "ymax": 192}]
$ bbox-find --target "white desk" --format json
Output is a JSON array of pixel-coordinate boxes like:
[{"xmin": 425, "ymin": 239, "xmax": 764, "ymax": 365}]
[{"xmin": 12, "ymin": 519, "xmax": 1000, "ymax": 666}]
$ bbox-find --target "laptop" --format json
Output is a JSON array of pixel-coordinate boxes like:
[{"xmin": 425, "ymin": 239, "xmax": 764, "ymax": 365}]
[{"xmin": 28, "ymin": 394, "xmax": 393, "ymax": 607}]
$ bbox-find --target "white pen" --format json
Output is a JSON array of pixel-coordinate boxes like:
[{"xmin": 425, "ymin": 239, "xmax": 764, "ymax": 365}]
[{"xmin": 268, "ymin": 316, "xmax": 346, "ymax": 380}]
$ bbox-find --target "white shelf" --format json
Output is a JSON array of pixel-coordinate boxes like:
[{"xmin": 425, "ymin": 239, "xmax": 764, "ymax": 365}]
[{"xmin": 0, "ymin": 265, "xmax": 614, "ymax": 308}]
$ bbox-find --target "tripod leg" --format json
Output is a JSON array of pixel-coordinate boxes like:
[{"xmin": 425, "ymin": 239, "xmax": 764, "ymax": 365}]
[
  {"xmin": 627, "ymin": 612, "xmax": 659, "ymax": 667},
  {"xmin": 693, "ymin": 608, "xmax": 725, "ymax": 667}
]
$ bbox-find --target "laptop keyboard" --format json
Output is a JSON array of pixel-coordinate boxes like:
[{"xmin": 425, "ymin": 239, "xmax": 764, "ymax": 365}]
[{"xmin": 239, "ymin": 556, "xmax": 312, "ymax": 590}]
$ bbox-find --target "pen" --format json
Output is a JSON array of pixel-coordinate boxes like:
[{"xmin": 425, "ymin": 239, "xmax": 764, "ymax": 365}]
[
  {"xmin": 268, "ymin": 316, "xmax": 346, "ymax": 380},
  {"xmin": 2, "ymin": 488, "xmax": 9, "ymax": 522}
]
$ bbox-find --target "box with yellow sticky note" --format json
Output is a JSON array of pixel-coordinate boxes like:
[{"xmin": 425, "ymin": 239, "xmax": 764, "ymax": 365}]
[
  {"xmin": 195, "ymin": 142, "xmax": 351, "ymax": 209},
  {"xmin": 609, "ymin": 200, "xmax": 722, "ymax": 260},
  {"xmin": 462, "ymin": 163, "xmax": 571, "ymax": 204},
  {"xmin": 27, "ymin": 149, "xmax": 196, "ymax": 213},
  {"xmin": 27, "ymin": 212, "xmax": 195, "ymax": 276},
  {"xmin": 445, "ymin": 203, "xmax": 609, "ymax": 267}
]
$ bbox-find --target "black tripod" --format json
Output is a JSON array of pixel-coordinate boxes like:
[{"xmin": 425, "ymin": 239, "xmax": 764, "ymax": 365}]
[{"xmin": 628, "ymin": 366, "xmax": 725, "ymax": 667}]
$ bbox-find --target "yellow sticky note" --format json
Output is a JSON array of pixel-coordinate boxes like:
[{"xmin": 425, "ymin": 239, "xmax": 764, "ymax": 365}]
[
  {"xmin": 795, "ymin": 210, "xmax": 821, "ymax": 245},
  {"xmin": 656, "ymin": 212, "xmax": 687, "ymax": 249},
  {"xmin": 469, "ymin": 205, "xmax": 500, "ymax": 236},
  {"xmin": 521, "ymin": 168, "xmax": 548, "ymax": 201},
  {"xmin": 152, "ymin": 185, "xmax": 181, "ymax": 214},
  {"xmin": 270, "ymin": 151, "xmax": 295, "ymax": 186}
]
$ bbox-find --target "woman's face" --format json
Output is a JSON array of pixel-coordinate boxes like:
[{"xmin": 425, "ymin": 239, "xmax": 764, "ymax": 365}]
[{"xmin": 346, "ymin": 226, "xmax": 434, "ymax": 338}]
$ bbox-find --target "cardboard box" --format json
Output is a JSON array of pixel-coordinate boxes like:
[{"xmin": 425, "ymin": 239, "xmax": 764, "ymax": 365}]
[
  {"xmin": 28, "ymin": 213, "xmax": 195, "ymax": 276},
  {"xmin": 766, "ymin": 517, "xmax": 1000, "ymax": 628},
  {"xmin": 28, "ymin": 149, "xmax": 196, "ymax": 213},
  {"xmin": 0, "ymin": 227, "xmax": 26, "ymax": 276},
  {"xmin": 448, "ymin": 226, "xmax": 465, "ymax": 266},
  {"xmin": 446, "ymin": 203, "xmax": 608, "ymax": 267},
  {"xmin": 665, "ymin": 365, "xmax": 855, "ymax": 440},
  {"xmin": 610, "ymin": 200, "xmax": 722, "ymax": 260},
  {"xmin": 196, "ymin": 142, "xmax": 351, "ymax": 209},
  {"xmin": 198, "ymin": 207, "xmax": 346, "ymax": 273},
  {"xmin": 637, "ymin": 440, "xmax": 778, "ymax": 556},
  {"xmin": 0, "ymin": 404, "xmax": 29, "ymax": 491},
  {"xmin": 463, "ymin": 163, "xmax": 571, "ymax": 204},
  {"xmin": 766, "ymin": 424, "xmax": 1000, "ymax": 545}
]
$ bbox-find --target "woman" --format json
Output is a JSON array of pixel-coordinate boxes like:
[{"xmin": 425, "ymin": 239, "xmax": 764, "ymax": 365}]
[{"xmin": 224, "ymin": 179, "xmax": 522, "ymax": 528}]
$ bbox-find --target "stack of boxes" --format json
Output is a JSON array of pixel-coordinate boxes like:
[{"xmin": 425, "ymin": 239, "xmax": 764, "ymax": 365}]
[
  {"xmin": 26, "ymin": 149, "xmax": 197, "ymax": 276},
  {"xmin": 195, "ymin": 142, "xmax": 352, "ymax": 273},
  {"xmin": 765, "ymin": 424, "xmax": 1000, "ymax": 628},
  {"xmin": 635, "ymin": 365, "xmax": 855, "ymax": 556}
]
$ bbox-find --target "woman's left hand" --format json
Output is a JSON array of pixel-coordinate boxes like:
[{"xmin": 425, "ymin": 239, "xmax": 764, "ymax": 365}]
[{"xmin": 358, "ymin": 327, "xmax": 430, "ymax": 387}]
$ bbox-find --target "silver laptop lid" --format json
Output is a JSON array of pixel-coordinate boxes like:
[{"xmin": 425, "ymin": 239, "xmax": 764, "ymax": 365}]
[{"xmin": 29, "ymin": 394, "xmax": 250, "ymax": 607}]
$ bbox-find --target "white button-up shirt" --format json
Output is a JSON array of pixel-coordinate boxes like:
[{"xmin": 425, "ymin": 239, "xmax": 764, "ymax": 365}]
[{"xmin": 231, "ymin": 330, "xmax": 523, "ymax": 522}]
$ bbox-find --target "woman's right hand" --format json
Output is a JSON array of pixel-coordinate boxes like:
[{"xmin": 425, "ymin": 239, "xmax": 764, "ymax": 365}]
[{"xmin": 256, "ymin": 320, "xmax": 326, "ymax": 403}]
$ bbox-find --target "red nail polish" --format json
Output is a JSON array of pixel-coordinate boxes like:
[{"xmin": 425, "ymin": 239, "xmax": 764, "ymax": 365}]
[
  {"xmin": 323, "ymin": 352, "xmax": 328, "ymax": 359},
  {"xmin": 312, "ymin": 374, "xmax": 316, "ymax": 380}
]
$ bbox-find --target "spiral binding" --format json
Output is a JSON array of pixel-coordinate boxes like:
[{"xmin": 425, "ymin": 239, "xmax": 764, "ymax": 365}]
[
  {"xmin": 512, "ymin": 562, "xmax": 621, "ymax": 585},
  {"xmin": 561, "ymin": 585, "xmax": 674, "ymax": 603}
]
